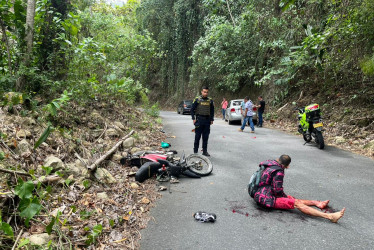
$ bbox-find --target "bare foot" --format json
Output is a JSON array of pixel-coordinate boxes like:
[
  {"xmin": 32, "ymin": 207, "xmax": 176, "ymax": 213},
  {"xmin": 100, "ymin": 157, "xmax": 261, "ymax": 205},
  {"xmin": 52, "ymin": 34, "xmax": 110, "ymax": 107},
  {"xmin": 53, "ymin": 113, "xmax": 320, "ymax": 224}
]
[
  {"xmin": 316, "ymin": 200, "xmax": 330, "ymax": 209},
  {"xmin": 329, "ymin": 208, "xmax": 346, "ymax": 223}
]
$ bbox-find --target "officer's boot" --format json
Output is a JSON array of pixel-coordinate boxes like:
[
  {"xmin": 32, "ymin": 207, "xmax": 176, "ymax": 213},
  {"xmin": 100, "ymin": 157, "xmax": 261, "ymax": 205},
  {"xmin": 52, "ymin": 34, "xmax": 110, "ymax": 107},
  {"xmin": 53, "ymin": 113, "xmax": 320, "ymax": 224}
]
[{"xmin": 202, "ymin": 151, "xmax": 210, "ymax": 157}]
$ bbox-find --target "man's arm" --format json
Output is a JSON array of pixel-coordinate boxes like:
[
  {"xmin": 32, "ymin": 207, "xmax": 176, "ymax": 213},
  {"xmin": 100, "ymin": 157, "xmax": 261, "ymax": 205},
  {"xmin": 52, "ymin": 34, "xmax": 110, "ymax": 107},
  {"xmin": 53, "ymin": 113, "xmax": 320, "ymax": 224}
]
[
  {"xmin": 272, "ymin": 171, "xmax": 287, "ymax": 198},
  {"xmin": 191, "ymin": 98, "xmax": 198, "ymax": 122},
  {"xmin": 210, "ymin": 99, "xmax": 214, "ymax": 122}
]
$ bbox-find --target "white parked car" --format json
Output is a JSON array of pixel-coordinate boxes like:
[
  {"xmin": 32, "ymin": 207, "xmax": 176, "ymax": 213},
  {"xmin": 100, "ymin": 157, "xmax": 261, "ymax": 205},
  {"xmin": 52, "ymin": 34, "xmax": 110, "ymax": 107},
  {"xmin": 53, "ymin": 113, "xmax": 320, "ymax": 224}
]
[{"xmin": 225, "ymin": 99, "xmax": 257, "ymax": 125}]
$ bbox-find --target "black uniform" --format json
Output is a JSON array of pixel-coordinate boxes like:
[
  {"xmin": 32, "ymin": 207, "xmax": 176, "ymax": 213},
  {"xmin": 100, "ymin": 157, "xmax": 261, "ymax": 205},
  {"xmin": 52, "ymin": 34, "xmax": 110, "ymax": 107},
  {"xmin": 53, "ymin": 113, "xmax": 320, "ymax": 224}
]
[{"xmin": 191, "ymin": 95, "xmax": 214, "ymax": 154}]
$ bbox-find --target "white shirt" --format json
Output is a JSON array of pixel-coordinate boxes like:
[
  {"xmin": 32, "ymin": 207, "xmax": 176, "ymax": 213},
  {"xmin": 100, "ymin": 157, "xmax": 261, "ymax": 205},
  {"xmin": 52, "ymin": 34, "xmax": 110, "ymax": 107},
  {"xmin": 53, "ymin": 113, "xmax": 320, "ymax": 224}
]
[{"xmin": 245, "ymin": 100, "xmax": 254, "ymax": 116}]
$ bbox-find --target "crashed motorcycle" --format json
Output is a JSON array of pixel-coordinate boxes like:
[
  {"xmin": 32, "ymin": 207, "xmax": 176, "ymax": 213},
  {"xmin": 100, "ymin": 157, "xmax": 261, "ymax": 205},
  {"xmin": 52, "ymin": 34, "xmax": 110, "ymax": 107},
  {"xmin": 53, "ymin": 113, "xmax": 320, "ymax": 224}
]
[
  {"xmin": 135, "ymin": 153, "xmax": 213, "ymax": 183},
  {"xmin": 120, "ymin": 150, "xmax": 178, "ymax": 167},
  {"xmin": 297, "ymin": 103, "xmax": 325, "ymax": 149}
]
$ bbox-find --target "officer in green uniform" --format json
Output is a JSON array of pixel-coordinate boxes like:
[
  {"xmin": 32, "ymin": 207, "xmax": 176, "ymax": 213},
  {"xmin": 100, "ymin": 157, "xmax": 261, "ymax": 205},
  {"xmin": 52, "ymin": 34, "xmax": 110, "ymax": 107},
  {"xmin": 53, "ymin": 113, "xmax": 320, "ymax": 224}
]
[{"xmin": 191, "ymin": 86, "xmax": 214, "ymax": 156}]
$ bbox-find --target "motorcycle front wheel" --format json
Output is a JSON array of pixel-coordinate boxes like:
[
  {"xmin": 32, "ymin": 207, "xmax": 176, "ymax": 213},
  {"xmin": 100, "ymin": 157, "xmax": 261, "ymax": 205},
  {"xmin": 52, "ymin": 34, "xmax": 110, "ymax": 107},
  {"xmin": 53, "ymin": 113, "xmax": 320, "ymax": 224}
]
[
  {"xmin": 303, "ymin": 133, "xmax": 311, "ymax": 142},
  {"xmin": 186, "ymin": 154, "xmax": 213, "ymax": 176},
  {"xmin": 315, "ymin": 131, "xmax": 325, "ymax": 149}
]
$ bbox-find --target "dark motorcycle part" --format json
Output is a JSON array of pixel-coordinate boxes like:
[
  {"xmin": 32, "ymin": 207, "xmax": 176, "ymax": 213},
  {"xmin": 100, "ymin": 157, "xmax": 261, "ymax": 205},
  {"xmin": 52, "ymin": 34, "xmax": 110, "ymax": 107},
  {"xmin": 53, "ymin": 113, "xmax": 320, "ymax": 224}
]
[
  {"xmin": 315, "ymin": 131, "xmax": 325, "ymax": 149},
  {"xmin": 135, "ymin": 162, "xmax": 162, "ymax": 183},
  {"xmin": 157, "ymin": 159, "xmax": 184, "ymax": 177},
  {"xmin": 182, "ymin": 169, "xmax": 201, "ymax": 178},
  {"xmin": 120, "ymin": 157, "xmax": 142, "ymax": 167}
]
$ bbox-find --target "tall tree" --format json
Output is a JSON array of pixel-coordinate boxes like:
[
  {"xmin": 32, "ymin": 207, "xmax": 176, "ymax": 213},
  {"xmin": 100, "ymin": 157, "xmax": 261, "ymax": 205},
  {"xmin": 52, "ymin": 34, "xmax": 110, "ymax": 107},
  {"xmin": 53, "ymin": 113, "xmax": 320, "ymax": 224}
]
[
  {"xmin": 24, "ymin": 0, "xmax": 36, "ymax": 64},
  {"xmin": 16, "ymin": 0, "xmax": 36, "ymax": 91}
]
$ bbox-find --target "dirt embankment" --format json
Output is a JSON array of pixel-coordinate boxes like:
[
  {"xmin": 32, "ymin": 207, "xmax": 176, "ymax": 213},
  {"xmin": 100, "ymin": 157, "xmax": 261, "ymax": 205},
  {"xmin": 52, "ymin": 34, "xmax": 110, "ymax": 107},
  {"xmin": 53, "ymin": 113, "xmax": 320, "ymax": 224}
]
[{"xmin": 0, "ymin": 100, "xmax": 169, "ymax": 249}]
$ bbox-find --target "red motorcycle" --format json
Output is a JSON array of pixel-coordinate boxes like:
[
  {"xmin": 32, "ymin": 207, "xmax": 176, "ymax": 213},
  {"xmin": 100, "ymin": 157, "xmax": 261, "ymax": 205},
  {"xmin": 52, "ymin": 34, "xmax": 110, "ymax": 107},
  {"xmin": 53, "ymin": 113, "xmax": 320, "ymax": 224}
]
[
  {"xmin": 120, "ymin": 150, "xmax": 177, "ymax": 167},
  {"xmin": 134, "ymin": 152, "xmax": 213, "ymax": 183}
]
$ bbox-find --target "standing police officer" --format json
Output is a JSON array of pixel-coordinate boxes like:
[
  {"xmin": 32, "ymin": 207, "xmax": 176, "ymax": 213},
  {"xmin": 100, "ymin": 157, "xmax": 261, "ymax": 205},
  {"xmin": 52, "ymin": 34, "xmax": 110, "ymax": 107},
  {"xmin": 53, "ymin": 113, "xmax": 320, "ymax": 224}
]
[{"xmin": 191, "ymin": 86, "xmax": 214, "ymax": 156}]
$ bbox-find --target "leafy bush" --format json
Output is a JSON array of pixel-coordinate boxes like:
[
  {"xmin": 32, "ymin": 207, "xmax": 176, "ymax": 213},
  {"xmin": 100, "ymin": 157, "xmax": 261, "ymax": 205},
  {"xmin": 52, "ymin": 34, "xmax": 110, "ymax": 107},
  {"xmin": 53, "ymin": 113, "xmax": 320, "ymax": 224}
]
[{"xmin": 146, "ymin": 103, "xmax": 160, "ymax": 117}]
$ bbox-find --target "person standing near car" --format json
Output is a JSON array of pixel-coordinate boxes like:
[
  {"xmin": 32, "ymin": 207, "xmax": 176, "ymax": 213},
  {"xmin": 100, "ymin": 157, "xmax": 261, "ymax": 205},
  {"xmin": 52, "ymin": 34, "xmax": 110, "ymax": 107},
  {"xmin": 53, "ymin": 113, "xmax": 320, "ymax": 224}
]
[
  {"xmin": 238, "ymin": 96, "xmax": 255, "ymax": 133},
  {"xmin": 221, "ymin": 98, "xmax": 228, "ymax": 120},
  {"xmin": 240, "ymin": 97, "xmax": 250, "ymax": 126},
  {"xmin": 191, "ymin": 86, "xmax": 214, "ymax": 157},
  {"xmin": 256, "ymin": 96, "xmax": 266, "ymax": 127}
]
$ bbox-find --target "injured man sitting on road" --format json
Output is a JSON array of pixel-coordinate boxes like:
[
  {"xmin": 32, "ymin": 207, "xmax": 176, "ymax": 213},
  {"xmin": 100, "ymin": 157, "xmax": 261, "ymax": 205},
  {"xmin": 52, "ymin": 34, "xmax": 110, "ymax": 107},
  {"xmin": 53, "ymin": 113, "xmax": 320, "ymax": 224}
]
[{"xmin": 252, "ymin": 155, "xmax": 345, "ymax": 223}]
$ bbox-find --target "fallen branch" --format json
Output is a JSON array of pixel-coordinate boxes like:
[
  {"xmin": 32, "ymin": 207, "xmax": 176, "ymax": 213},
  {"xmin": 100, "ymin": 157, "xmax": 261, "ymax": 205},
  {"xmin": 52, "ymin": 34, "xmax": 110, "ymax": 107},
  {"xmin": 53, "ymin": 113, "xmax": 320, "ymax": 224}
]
[
  {"xmin": 0, "ymin": 140, "xmax": 20, "ymax": 160},
  {"xmin": 0, "ymin": 167, "xmax": 32, "ymax": 177},
  {"xmin": 350, "ymin": 116, "xmax": 374, "ymax": 121},
  {"xmin": 297, "ymin": 91, "xmax": 303, "ymax": 101},
  {"xmin": 74, "ymin": 152, "xmax": 88, "ymax": 167},
  {"xmin": 11, "ymin": 228, "xmax": 23, "ymax": 250},
  {"xmin": 277, "ymin": 103, "xmax": 288, "ymax": 112},
  {"xmin": 88, "ymin": 130, "xmax": 134, "ymax": 172},
  {"xmin": 94, "ymin": 122, "xmax": 107, "ymax": 143},
  {"xmin": 33, "ymin": 175, "xmax": 62, "ymax": 185},
  {"xmin": 0, "ymin": 165, "xmax": 61, "ymax": 184}
]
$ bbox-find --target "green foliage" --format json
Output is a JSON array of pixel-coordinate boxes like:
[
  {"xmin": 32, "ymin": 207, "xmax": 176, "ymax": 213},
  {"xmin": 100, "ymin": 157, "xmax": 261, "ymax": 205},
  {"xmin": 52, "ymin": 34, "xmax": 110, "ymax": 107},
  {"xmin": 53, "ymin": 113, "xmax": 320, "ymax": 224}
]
[
  {"xmin": 1, "ymin": 0, "xmax": 155, "ymax": 108},
  {"xmin": 18, "ymin": 239, "xmax": 30, "ymax": 248},
  {"xmin": 361, "ymin": 54, "xmax": 374, "ymax": 76},
  {"xmin": 137, "ymin": 0, "xmax": 204, "ymax": 97},
  {"xmin": 42, "ymin": 166, "xmax": 53, "ymax": 176},
  {"xmin": 0, "ymin": 214, "xmax": 14, "ymax": 238},
  {"xmin": 82, "ymin": 179, "xmax": 91, "ymax": 190},
  {"xmin": 15, "ymin": 180, "xmax": 35, "ymax": 200},
  {"xmin": 0, "ymin": 151, "xmax": 5, "ymax": 160},
  {"xmin": 19, "ymin": 197, "xmax": 42, "ymax": 227},
  {"xmin": 15, "ymin": 180, "xmax": 41, "ymax": 227},
  {"xmin": 86, "ymin": 224, "xmax": 103, "ymax": 245},
  {"xmin": 146, "ymin": 103, "xmax": 160, "ymax": 118},
  {"xmin": 80, "ymin": 210, "xmax": 93, "ymax": 220},
  {"xmin": 34, "ymin": 125, "xmax": 54, "ymax": 149},
  {"xmin": 44, "ymin": 90, "xmax": 71, "ymax": 117},
  {"xmin": 46, "ymin": 211, "xmax": 61, "ymax": 235}
]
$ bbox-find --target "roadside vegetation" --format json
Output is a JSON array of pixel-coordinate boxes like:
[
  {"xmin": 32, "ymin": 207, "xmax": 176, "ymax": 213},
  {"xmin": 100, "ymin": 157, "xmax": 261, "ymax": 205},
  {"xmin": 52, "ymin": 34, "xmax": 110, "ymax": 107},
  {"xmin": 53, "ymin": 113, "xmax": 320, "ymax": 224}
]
[
  {"xmin": 0, "ymin": 0, "xmax": 373, "ymax": 249},
  {"xmin": 138, "ymin": 0, "xmax": 374, "ymax": 158},
  {"xmin": 0, "ymin": 0, "xmax": 163, "ymax": 249}
]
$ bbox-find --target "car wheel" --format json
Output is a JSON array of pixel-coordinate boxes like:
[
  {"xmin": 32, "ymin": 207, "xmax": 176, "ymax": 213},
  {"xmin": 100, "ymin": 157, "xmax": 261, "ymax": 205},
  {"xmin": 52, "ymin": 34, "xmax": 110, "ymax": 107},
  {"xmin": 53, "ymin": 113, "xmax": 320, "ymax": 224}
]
[{"xmin": 228, "ymin": 118, "xmax": 233, "ymax": 125}]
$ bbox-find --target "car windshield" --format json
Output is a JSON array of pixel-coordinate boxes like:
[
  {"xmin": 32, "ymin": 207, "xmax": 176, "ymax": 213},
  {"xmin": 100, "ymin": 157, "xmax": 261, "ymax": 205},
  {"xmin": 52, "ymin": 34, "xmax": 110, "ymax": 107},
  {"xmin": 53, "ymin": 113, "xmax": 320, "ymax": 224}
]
[{"xmin": 232, "ymin": 101, "xmax": 242, "ymax": 106}]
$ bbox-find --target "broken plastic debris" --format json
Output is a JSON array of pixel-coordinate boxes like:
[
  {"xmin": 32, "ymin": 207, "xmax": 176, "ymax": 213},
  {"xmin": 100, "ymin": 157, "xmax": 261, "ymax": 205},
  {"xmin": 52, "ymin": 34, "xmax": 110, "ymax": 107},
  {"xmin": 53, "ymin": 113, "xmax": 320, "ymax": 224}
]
[
  {"xmin": 193, "ymin": 211, "xmax": 217, "ymax": 223},
  {"xmin": 161, "ymin": 142, "xmax": 171, "ymax": 148}
]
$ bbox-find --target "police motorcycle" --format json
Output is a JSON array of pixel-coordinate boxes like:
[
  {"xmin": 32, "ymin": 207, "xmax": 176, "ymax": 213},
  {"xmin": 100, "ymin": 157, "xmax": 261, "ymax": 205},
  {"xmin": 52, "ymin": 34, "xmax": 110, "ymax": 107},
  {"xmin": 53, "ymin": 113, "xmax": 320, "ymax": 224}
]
[{"xmin": 296, "ymin": 103, "xmax": 325, "ymax": 149}]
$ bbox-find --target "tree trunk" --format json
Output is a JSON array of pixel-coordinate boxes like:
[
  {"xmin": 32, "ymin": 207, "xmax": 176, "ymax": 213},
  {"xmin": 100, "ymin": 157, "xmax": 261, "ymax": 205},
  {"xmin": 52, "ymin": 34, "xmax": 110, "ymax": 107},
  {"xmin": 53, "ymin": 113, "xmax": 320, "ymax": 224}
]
[
  {"xmin": 16, "ymin": 0, "xmax": 36, "ymax": 91},
  {"xmin": 25, "ymin": 0, "xmax": 36, "ymax": 63},
  {"xmin": 226, "ymin": 0, "xmax": 236, "ymax": 26},
  {"xmin": 0, "ymin": 17, "xmax": 12, "ymax": 75},
  {"xmin": 275, "ymin": 0, "xmax": 282, "ymax": 16}
]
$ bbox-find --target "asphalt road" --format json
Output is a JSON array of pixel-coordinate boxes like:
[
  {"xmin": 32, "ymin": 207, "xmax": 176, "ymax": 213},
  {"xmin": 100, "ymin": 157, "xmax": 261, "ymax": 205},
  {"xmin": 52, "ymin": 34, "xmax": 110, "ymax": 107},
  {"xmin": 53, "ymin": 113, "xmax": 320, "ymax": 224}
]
[{"xmin": 140, "ymin": 111, "xmax": 374, "ymax": 250}]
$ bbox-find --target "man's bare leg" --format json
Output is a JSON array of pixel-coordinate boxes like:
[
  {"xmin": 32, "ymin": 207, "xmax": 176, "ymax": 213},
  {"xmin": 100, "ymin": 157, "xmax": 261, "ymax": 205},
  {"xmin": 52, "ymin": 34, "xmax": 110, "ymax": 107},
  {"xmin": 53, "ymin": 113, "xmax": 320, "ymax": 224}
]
[
  {"xmin": 294, "ymin": 200, "xmax": 345, "ymax": 223},
  {"xmin": 297, "ymin": 199, "xmax": 330, "ymax": 209}
]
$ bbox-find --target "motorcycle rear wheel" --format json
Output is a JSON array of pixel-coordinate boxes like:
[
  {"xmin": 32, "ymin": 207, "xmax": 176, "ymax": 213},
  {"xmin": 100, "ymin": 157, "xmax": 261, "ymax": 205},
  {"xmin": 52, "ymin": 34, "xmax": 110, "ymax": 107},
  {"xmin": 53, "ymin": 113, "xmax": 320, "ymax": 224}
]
[
  {"xmin": 186, "ymin": 154, "xmax": 213, "ymax": 176},
  {"xmin": 135, "ymin": 162, "xmax": 162, "ymax": 183},
  {"xmin": 315, "ymin": 131, "xmax": 325, "ymax": 149}
]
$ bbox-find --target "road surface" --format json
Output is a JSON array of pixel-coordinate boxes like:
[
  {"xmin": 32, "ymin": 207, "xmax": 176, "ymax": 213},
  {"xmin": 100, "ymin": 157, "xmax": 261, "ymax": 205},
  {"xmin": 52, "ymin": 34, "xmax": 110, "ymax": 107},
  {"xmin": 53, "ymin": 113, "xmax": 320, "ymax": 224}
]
[{"xmin": 140, "ymin": 111, "xmax": 374, "ymax": 250}]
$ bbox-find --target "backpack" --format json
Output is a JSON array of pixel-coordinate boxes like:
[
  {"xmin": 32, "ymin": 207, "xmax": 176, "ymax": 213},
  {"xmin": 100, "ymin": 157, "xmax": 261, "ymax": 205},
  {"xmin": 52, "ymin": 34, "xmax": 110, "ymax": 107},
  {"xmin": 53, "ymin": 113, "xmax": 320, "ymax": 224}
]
[{"xmin": 247, "ymin": 165, "xmax": 266, "ymax": 198}]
